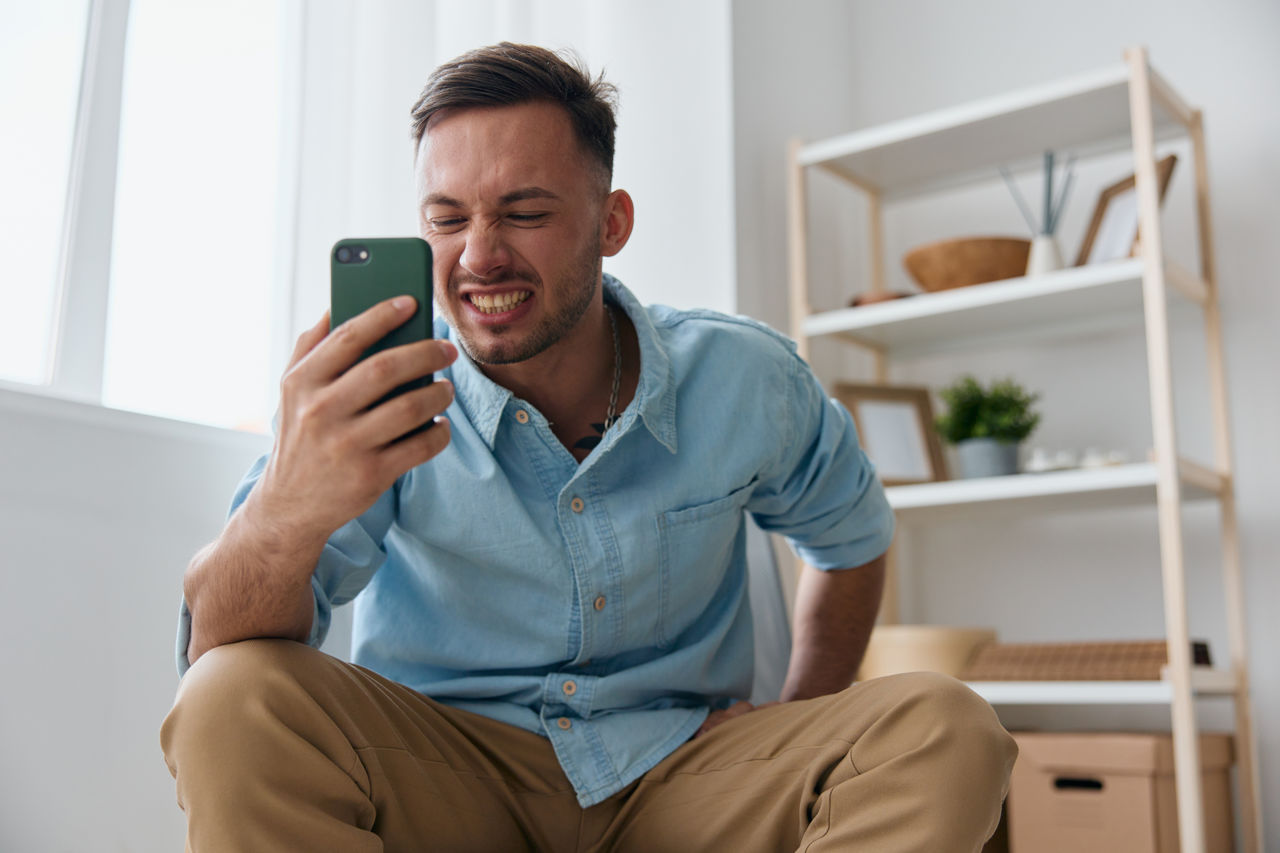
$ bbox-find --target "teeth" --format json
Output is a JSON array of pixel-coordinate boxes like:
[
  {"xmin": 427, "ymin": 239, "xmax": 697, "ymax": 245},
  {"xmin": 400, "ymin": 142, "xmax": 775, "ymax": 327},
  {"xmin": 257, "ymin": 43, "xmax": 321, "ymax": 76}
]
[{"xmin": 469, "ymin": 291, "xmax": 530, "ymax": 314}]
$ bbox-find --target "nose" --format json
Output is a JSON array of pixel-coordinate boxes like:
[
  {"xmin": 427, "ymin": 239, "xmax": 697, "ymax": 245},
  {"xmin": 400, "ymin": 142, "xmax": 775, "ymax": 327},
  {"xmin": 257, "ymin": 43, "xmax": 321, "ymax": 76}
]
[{"xmin": 459, "ymin": 223, "xmax": 512, "ymax": 281}]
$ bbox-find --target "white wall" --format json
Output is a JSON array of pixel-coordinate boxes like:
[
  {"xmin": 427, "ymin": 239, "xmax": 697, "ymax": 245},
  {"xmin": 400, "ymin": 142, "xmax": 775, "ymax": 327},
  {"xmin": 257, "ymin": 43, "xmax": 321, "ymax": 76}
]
[
  {"xmin": 732, "ymin": 0, "xmax": 1280, "ymax": 843},
  {"xmin": 0, "ymin": 391, "xmax": 269, "ymax": 851},
  {"xmin": 0, "ymin": 388, "xmax": 355, "ymax": 852}
]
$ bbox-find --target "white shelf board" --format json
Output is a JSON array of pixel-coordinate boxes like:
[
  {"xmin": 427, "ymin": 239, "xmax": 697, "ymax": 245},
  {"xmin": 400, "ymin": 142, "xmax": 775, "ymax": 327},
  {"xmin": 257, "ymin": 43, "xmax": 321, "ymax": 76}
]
[
  {"xmin": 804, "ymin": 259, "xmax": 1162, "ymax": 359},
  {"xmin": 797, "ymin": 63, "xmax": 1187, "ymax": 200},
  {"xmin": 969, "ymin": 668, "xmax": 1236, "ymax": 705},
  {"xmin": 886, "ymin": 462, "xmax": 1218, "ymax": 520}
]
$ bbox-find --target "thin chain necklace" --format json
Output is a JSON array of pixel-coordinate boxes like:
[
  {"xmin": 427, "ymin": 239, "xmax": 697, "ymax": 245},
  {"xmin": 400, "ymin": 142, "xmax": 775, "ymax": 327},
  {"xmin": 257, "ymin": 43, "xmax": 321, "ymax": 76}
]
[{"xmin": 604, "ymin": 304, "xmax": 621, "ymax": 431}]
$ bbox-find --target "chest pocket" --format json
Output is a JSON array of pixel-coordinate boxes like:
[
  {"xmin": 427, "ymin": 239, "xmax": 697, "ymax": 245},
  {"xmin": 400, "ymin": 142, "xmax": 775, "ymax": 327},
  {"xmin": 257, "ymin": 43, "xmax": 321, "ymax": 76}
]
[{"xmin": 655, "ymin": 481, "xmax": 754, "ymax": 648}]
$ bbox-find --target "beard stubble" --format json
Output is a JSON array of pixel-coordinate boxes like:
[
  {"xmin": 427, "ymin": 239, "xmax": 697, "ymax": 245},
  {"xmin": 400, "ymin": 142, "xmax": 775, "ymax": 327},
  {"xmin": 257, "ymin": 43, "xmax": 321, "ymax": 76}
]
[{"xmin": 448, "ymin": 236, "xmax": 604, "ymax": 366}]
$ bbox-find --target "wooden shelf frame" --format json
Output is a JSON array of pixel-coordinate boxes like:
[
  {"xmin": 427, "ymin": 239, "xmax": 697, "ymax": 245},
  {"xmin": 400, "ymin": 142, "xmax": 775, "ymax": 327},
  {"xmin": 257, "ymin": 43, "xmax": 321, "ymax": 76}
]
[
  {"xmin": 795, "ymin": 63, "xmax": 1190, "ymax": 202},
  {"xmin": 799, "ymin": 257, "xmax": 1212, "ymax": 359},
  {"xmin": 884, "ymin": 461, "xmax": 1222, "ymax": 521},
  {"xmin": 784, "ymin": 47, "xmax": 1262, "ymax": 852},
  {"xmin": 969, "ymin": 667, "xmax": 1237, "ymax": 706}
]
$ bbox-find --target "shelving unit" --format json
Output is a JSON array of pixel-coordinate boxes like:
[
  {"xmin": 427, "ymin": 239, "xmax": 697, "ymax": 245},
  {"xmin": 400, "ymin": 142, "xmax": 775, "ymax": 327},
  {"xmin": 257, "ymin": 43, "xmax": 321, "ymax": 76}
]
[
  {"xmin": 785, "ymin": 47, "xmax": 1261, "ymax": 853},
  {"xmin": 801, "ymin": 257, "xmax": 1207, "ymax": 358},
  {"xmin": 885, "ymin": 461, "xmax": 1222, "ymax": 519},
  {"xmin": 970, "ymin": 667, "xmax": 1238, "ymax": 706}
]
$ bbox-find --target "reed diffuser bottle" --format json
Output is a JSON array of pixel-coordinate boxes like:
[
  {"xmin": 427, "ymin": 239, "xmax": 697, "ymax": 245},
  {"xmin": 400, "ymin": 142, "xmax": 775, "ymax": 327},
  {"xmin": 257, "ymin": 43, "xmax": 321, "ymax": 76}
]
[{"xmin": 1001, "ymin": 151, "xmax": 1075, "ymax": 277}]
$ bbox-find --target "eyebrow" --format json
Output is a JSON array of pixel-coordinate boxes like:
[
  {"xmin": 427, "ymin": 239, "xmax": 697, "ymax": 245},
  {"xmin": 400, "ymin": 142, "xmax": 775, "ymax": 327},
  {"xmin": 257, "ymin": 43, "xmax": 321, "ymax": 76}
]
[{"xmin": 421, "ymin": 187, "xmax": 562, "ymax": 208}]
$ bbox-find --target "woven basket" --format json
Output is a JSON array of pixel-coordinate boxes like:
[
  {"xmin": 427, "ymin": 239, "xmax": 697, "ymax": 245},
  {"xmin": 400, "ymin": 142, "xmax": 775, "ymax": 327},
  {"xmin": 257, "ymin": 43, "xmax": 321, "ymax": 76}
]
[
  {"xmin": 903, "ymin": 236, "xmax": 1031, "ymax": 292},
  {"xmin": 856, "ymin": 625, "xmax": 997, "ymax": 681}
]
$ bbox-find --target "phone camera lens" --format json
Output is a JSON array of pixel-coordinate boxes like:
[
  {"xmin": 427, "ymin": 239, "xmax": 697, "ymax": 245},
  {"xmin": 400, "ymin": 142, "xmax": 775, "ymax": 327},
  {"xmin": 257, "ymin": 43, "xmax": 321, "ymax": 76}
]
[{"xmin": 336, "ymin": 246, "xmax": 353, "ymax": 263}]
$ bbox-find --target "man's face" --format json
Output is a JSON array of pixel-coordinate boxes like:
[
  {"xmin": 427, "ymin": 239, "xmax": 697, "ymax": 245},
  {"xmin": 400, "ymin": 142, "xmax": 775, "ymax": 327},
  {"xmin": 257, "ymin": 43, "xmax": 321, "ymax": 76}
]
[{"xmin": 416, "ymin": 101, "xmax": 608, "ymax": 366}]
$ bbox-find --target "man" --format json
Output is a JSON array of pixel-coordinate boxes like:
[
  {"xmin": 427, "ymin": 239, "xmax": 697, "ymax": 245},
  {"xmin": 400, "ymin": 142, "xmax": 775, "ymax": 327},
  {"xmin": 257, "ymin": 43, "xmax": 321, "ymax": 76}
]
[{"xmin": 162, "ymin": 42, "xmax": 1015, "ymax": 851}]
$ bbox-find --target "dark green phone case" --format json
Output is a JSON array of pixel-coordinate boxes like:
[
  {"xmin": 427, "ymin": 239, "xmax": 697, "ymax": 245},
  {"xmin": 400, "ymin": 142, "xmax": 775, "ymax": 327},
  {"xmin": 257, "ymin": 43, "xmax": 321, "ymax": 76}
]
[{"xmin": 329, "ymin": 237, "xmax": 434, "ymax": 418}]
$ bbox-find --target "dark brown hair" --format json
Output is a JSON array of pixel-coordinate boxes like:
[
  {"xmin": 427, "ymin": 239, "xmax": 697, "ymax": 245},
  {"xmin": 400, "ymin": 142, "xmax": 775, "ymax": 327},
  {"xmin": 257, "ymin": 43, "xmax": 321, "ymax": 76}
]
[{"xmin": 410, "ymin": 42, "xmax": 618, "ymax": 186}]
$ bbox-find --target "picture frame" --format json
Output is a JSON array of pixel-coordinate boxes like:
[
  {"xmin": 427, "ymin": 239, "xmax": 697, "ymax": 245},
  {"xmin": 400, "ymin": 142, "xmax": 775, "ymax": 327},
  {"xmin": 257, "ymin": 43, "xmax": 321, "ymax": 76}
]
[
  {"xmin": 1074, "ymin": 153, "xmax": 1177, "ymax": 267},
  {"xmin": 835, "ymin": 383, "xmax": 949, "ymax": 486}
]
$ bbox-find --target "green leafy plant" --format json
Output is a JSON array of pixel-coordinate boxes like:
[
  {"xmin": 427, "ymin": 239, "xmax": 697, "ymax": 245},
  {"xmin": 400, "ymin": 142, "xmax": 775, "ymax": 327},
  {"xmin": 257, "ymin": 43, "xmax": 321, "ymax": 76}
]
[{"xmin": 934, "ymin": 375, "xmax": 1041, "ymax": 445}]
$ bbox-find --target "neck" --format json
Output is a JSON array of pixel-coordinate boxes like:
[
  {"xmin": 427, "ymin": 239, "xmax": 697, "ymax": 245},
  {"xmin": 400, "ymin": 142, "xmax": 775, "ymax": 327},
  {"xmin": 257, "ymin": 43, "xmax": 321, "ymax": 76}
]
[{"xmin": 479, "ymin": 299, "xmax": 616, "ymax": 429}]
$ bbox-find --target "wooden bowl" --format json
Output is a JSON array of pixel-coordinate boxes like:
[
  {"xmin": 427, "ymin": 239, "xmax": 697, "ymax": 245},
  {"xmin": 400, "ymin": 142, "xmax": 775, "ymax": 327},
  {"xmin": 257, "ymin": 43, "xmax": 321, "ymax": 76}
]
[{"xmin": 902, "ymin": 236, "xmax": 1031, "ymax": 292}]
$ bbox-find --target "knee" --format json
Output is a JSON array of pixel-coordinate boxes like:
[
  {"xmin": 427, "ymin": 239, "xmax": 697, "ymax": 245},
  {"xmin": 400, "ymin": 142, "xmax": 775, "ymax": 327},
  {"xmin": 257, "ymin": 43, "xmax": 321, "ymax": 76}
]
[
  {"xmin": 860, "ymin": 671, "xmax": 1018, "ymax": 778},
  {"xmin": 161, "ymin": 639, "xmax": 321, "ymax": 761},
  {"xmin": 175, "ymin": 638, "xmax": 317, "ymax": 709},
  {"xmin": 875, "ymin": 671, "xmax": 1017, "ymax": 785}
]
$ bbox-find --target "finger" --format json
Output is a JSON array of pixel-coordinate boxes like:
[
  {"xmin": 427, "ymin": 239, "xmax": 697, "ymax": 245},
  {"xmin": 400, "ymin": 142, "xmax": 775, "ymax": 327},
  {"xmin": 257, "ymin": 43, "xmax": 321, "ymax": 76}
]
[
  {"xmin": 695, "ymin": 712, "xmax": 723, "ymax": 738},
  {"xmin": 378, "ymin": 415, "xmax": 453, "ymax": 476},
  {"xmin": 337, "ymin": 338, "xmax": 458, "ymax": 413},
  {"xmin": 355, "ymin": 380, "xmax": 455, "ymax": 448},
  {"xmin": 695, "ymin": 703, "xmax": 753, "ymax": 738},
  {"xmin": 706, "ymin": 703, "xmax": 751, "ymax": 734},
  {"xmin": 302, "ymin": 296, "xmax": 420, "ymax": 381},
  {"xmin": 286, "ymin": 311, "xmax": 332, "ymax": 371}
]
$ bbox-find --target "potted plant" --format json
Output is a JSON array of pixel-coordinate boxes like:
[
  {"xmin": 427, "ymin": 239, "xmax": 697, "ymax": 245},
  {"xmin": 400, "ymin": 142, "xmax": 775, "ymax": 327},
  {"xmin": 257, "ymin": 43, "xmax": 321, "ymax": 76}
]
[{"xmin": 934, "ymin": 375, "xmax": 1041, "ymax": 478}]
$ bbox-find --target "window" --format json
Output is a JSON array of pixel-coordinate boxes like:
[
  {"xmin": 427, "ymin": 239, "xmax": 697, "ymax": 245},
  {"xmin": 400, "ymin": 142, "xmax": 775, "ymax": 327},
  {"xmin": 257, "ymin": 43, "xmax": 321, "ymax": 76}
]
[
  {"xmin": 103, "ymin": 0, "xmax": 284, "ymax": 431},
  {"xmin": 0, "ymin": 1, "xmax": 91, "ymax": 385},
  {"xmin": 2, "ymin": 0, "xmax": 289, "ymax": 433}
]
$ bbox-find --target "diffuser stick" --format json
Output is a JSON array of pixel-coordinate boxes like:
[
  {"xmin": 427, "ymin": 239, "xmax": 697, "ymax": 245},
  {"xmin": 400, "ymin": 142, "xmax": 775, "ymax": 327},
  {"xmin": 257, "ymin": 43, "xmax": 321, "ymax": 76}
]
[
  {"xmin": 1043, "ymin": 151, "xmax": 1054, "ymax": 235},
  {"xmin": 999, "ymin": 166, "xmax": 1039, "ymax": 235},
  {"xmin": 1048, "ymin": 155, "xmax": 1077, "ymax": 235}
]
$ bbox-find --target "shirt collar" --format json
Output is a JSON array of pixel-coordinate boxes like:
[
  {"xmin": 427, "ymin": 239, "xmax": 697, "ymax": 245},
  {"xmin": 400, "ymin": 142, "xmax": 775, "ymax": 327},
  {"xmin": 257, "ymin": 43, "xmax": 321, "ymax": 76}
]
[
  {"xmin": 606, "ymin": 274, "xmax": 678, "ymax": 454},
  {"xmin": 444, "ymin": 274, "xmax": 678, "ymax": 454},
  {"xmin": 443, "ymin": 327, "xmax": 511, "ymax": 449}
]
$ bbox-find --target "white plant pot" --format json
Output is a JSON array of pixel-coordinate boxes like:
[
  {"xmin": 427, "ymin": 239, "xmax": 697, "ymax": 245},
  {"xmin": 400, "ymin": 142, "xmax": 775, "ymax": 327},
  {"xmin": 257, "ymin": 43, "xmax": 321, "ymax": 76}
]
[{"xmin": 1026, "ymin": 234, "xmax": 1064, "ymax": 277}]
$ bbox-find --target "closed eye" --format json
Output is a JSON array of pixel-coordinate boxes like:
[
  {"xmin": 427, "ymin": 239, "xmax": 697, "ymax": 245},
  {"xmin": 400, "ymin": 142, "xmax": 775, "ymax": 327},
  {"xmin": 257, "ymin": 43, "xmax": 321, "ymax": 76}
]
[
  {"xmin": 428, "ymin": 217, "xmax": 467, "ymax": 232},
  {"xmin": 507, "ymin": 212, "xmax": 549, "ymax": 226}
]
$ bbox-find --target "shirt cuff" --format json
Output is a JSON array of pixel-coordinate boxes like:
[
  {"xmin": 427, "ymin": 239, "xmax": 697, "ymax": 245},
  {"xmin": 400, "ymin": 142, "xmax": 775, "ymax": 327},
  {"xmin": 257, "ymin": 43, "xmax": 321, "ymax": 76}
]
[{"xmin": 175, "ymin": 596, "xmax": 193, "ymax": 677}]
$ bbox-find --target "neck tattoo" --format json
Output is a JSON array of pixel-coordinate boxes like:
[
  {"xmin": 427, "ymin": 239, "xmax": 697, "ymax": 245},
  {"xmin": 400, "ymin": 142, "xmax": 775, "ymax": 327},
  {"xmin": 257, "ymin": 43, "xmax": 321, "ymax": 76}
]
[{"xmin": 573, "ymin": 305, "xmax": 622, "ymax": 453}]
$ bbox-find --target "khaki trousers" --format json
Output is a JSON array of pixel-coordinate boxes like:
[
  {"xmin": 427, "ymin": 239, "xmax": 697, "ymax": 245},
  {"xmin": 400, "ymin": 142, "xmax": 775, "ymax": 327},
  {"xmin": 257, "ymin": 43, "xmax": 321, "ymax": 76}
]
[{"xmin": 161, "ymin": 639, "xmax": 1015, "ymax": 852}]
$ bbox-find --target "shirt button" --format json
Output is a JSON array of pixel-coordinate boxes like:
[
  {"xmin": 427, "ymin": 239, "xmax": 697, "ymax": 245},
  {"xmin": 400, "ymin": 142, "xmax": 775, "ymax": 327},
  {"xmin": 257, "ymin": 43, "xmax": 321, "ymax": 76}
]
[
  {"xmin": 593, "ymin": 595, "xmax": 607, "ymax": 611},
  {"xmin": 515, "ymin": 409, "xmax": 530, "ymax": 424},
  {"xmin": 562, "ymin": 680, "xmax": 577, "ymax": 696},
  {"xmin": 570, "ymin": 497, "xmax": 585, "ymax": 513},
  {"xmin": 557, "ymin": 717, "xmax": 572, "ymax": 730}
]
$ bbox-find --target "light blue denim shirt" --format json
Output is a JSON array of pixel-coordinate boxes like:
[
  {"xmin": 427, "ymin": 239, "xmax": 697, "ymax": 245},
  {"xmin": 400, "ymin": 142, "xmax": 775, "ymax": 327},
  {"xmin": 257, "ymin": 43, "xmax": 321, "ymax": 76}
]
[{"xmin": 176, "ymin": 275, "xmax": 894, "ymax": 807}]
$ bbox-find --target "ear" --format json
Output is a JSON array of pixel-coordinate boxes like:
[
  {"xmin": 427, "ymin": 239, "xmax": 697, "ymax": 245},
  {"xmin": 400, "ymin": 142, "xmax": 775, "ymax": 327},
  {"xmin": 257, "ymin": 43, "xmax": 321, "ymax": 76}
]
[{"xmin": 599, "ymin": 189, "xmax": 634, "ymax": 258}]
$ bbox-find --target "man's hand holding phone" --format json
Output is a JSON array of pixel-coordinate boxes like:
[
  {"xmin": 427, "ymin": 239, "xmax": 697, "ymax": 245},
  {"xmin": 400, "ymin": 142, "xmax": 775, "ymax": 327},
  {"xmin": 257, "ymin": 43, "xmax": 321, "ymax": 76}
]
[
  {"xmin": 252, "ymin": 296, "xmax": 457, "ymax": 548},
  {"xmin": 185, "ymin": 238, "xmax": 448, "ymax": 666}
]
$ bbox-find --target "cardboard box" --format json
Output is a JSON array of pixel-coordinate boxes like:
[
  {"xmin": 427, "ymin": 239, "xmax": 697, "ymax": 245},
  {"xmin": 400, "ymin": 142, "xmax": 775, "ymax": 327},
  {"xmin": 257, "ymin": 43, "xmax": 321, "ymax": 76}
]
[{"xmin": 1007, "ymin": 732, "xmax": 1233, "ymax": 853}]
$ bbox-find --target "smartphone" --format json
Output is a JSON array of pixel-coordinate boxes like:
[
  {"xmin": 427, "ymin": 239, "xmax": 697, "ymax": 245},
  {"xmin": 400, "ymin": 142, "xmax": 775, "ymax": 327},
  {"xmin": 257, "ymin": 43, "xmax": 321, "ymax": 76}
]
[{"xmin": 330, "ymin": 237, "xmax": 434, "ymax": 430}]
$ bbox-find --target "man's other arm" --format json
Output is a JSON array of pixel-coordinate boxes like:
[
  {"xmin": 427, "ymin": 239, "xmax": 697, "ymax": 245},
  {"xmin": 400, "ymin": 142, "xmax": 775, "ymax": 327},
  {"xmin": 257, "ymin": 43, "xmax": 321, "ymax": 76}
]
[
  {"xmin": 695, "ymin": 553, "xmax": 885, "ymax": 737},
  {"xmin": 780, "ymin": 555, "xmax": 886, "ymax": 702}
]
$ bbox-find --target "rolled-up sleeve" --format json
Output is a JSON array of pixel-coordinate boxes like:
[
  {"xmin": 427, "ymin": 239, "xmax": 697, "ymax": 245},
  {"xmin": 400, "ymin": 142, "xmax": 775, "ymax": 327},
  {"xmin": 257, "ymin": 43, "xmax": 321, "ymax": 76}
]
[
  {"xmin": 175, "ymin": 454, "xmax": 397, "ymax": 676},
  {"xmin": 747, "ymin": 352, "xmax": 895, "ymax": 571}
]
